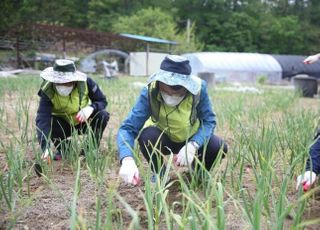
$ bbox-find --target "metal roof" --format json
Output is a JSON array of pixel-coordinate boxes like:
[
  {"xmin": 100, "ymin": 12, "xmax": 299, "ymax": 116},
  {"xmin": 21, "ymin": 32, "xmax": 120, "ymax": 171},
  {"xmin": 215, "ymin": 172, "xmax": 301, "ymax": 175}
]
[{"xmin": 120, "ymin": 33, "xmax": 178, "ymax": 45}]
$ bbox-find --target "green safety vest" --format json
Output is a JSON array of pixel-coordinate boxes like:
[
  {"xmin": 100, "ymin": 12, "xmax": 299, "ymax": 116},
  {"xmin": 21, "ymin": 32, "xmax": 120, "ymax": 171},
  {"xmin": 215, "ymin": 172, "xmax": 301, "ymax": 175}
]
[
  {"xmin": 145, "ymin": 82, "xmax": 200, "ymax": 143},
  {"xmin": 40, "ymin": 80, "xmax": 89, "ymax": 125}
]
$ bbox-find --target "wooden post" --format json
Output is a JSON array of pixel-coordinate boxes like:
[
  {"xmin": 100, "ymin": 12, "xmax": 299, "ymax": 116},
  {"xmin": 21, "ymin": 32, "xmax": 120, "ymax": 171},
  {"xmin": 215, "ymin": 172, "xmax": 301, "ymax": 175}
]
[
  {"xmin": 63, "ymin": 38, "xmax": 66, "ymax": 58},
  {"xmin": 146, "ymin": 42, "xmax": 149, "ymax": 75},
  {"xmin": 168, "ymin": 44, "xmax": 172, "ymax": 54},
  {"xmin": 16, "ymin": 33, "xmax": 21, "ymax": 68}
]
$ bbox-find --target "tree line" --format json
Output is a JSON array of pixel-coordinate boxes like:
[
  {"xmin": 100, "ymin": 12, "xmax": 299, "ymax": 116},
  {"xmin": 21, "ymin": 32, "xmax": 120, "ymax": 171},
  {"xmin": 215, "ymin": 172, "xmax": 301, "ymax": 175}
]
[{"xmin": 1, "ymin": 0, "xmax": 320, "ymax": 54}]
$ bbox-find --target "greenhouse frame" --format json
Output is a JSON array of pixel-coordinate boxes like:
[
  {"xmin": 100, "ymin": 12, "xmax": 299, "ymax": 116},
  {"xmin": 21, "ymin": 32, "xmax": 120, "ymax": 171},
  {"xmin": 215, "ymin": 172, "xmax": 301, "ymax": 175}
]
[{"xmin": 182, "ymin": 52, "xmax": 320, "ymax": 83}]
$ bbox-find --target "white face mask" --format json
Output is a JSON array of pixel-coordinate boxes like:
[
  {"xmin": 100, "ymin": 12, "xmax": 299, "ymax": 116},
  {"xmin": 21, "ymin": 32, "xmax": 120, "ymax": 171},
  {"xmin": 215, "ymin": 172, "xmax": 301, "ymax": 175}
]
[
  {"xmin": 55, "ymin": 85, "xmax": 74, "ymax": 96},
  {"xmin": 160, "ymin": 91, "xmax": 185, "ymax": 107}
]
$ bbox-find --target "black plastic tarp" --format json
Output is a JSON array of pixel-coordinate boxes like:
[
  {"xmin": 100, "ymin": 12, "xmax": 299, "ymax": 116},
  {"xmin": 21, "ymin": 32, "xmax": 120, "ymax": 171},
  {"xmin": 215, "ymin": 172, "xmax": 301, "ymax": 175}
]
[{"xmin": 271, "ymin": 55, "xmax": 320, "ymax": 79}]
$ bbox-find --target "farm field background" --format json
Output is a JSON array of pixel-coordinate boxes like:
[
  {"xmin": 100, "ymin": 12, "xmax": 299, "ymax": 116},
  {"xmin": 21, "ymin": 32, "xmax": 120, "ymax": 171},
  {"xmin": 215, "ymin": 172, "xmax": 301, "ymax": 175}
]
[{"xmin": 0, "ymin": 74, "xmax": 319, "ymax": 229}]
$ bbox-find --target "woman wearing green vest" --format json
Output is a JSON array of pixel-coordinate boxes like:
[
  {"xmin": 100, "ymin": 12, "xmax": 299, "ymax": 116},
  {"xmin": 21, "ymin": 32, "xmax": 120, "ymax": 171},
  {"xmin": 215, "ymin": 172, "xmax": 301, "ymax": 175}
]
[
  {"xmin": 117, "ymin": 55, "xmax": 227, "ymax": 185},
  {"xmin": 36, "ymin": 59, "xmax": 109, "ymax": 162}
]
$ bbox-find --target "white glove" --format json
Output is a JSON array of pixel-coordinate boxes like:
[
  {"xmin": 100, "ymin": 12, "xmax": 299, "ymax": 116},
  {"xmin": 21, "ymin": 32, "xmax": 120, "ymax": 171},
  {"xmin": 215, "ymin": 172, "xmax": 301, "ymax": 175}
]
[
  {"xmin": 175, "ymin": 142, "xmax": 199, "ymax": 166},
  {"xmin": 41, "ymin": 148, "xmax": 52, "ymax": 164},
  {"xmin": 76, "ymin": 106, "xmax": 94, "ymax": 123},
  {"xmin": 119, "ymin": 157, "xmax": 140, "ymax": 185},
  {"xmin": 296, "ymin": 171, "xmax": 317, "ymax": 191},
  {"xmin": 303, "ymin": 54, "xmax": 320, "ymax": 64}
]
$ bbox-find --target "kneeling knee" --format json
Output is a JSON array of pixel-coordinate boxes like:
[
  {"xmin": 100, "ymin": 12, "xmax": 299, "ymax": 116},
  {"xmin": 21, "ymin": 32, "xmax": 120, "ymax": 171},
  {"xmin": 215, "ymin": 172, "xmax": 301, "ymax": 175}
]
[{"xmin": 95, "ymin": 110, "xmax": 109, "ymax": 122}]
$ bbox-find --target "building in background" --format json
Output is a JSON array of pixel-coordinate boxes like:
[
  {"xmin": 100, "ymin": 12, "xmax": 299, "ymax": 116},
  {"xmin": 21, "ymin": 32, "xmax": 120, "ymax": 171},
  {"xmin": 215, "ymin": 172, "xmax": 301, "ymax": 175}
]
[
  {"xmin": 129, "ymin": 52, "xmax": 168, "ymax": 76},
  {"xmin": 183, "ymin": 52, "xmax": 282, "ymax": 84}
]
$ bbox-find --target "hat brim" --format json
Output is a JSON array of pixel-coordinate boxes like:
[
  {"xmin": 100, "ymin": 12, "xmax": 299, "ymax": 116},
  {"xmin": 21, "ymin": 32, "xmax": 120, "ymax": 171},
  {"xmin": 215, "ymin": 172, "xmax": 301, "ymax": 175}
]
[
  {"xmin": 40, "ymin": 67, "xmax": 87, "ymax": 83},
  {"xmin": 147, "ymin": 70, "xmax": 201, "ymax": 95}
]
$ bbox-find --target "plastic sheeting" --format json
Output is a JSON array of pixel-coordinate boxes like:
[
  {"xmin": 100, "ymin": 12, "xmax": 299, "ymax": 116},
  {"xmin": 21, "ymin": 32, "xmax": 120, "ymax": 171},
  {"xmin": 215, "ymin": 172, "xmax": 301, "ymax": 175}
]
[
  {"xmin": 271, "ymin": 55, "xmax": 320, "ymax": 79},
  {"xmin": 183, "ymin": 52, "xmax": 283, "ymax": 83}
]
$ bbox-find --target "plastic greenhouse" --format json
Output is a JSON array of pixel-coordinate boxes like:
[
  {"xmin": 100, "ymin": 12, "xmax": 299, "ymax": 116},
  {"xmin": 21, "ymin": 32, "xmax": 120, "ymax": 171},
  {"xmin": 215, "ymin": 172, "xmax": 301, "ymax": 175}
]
[
  {"xmin": 182, "ymin": 52, "xmax": 320, "ymax": 83},
  {"xmin": 183, "ymin": 52, "xmax": 282, "ymax": 83}
]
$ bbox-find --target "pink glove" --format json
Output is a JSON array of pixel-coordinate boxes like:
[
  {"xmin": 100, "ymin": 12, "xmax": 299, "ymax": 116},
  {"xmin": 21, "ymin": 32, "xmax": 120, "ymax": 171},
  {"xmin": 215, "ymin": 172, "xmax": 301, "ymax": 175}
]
[
  {"xmin": 76, "ymin": 106, "xmax": 94, "ymax": 123},
  {"xmin": 296, "ymin": 171, "xmax": 317, "ymax": 192},
  {"xmin": 119, "ymin": 157, "xmax": 140, "ymax": 185},
  {"xmin": 303, "ymin": 54, "xmax": 320, "ymax": 64},
  {"xmin": 175, "ymin": 141, "xmax": 199, "ymax": 166}
]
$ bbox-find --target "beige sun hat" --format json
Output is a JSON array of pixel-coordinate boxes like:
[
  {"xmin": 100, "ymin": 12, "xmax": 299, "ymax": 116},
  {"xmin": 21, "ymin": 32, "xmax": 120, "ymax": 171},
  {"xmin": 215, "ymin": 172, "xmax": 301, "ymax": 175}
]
[{"xmin": 40, "ymin": 59, "xmax": 87, "ymax": 83}]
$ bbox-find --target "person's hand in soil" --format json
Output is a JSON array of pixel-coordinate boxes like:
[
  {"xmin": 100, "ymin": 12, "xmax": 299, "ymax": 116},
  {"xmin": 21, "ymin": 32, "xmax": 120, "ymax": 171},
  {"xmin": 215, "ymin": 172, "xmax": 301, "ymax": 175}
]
[
  {"xmin": 35, "ymin": 148, "xmax": 52, "ymax": 177},
  {"xmin": 119, "ymin": 157, "xmax": 140, "ymax": 185},
  {"xmin": 296, "ymin": 171, "xmax": 317, "ymax": 192},
  {"xmin": 41, "ymin": 148, "xmax": 52, "ymax": 165}
]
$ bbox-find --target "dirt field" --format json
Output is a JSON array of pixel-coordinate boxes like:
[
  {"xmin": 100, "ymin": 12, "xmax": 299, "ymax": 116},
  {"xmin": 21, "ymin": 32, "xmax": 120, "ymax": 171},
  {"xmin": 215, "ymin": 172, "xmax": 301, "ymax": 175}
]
[{"xmin": 0, "ymin": 77, "xmax": 320, "ymax": 229}]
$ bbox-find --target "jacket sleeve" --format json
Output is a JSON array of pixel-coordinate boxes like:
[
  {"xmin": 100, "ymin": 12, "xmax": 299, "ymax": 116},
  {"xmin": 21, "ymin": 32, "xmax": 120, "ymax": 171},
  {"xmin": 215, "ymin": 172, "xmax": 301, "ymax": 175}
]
[
  {"xmin": 87, "ymin": 77, "xmax": 107, "ymax": 111},
  {"xmin": 190, "ymin": 80, "xmax": 216, "ymax": 147},
  {"xmin": 306, "ymin": 137, "xmax": 320, "ymax": 175},
  {"xmin": 35, "ymin": 90, "xmax": 53, "ymax": 152},
  {"xmin": 117, "ymin": 87, "xmax": 151, "ymax": 161}
]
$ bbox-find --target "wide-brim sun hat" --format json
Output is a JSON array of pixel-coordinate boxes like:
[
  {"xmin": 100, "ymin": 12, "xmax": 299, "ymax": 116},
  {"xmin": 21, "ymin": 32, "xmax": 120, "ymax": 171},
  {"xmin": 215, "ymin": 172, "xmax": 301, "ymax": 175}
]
[
  {"xmin": 147, "ymin": 55, "xmax": 201, "ymax": 95},
  {"xmin": 40, "ymin": 59, "xmax": 87, "ymax": 83}
]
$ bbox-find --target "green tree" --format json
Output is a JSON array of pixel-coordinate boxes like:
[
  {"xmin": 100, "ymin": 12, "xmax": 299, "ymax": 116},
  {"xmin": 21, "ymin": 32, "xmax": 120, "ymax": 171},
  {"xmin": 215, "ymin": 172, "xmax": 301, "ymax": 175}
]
[
  {"xmin": 0, "ymin": 0, "xmax": 23, "ymax": 31},
  {"xmin": 112, "ymin": 7, "xmax": 177, "ymax": 40},
  {"xmin": 16, "ymin": 0, "xmax": 88, "ymax": 28},
  {"xmin": 170, "ymin": 0, "xmax": 261, "ymax": 52},
  {"xmin": 1, "ymin": 0, "xmax": 320, "ymax": 55},
  {"xmin": 203, "ymin": 12, "xmax": 258, "ymax": 52},
  {"xmin": 88, "ymin": 0, "xmax": 120, "ymax": 31},
  {"xmin": 111, "ymin": 7, "xmax": 203, "ymax": 53},
  {"xmin": 257, "ymin": 15, "xmax": 304, "ymax": 54},
  {"xmin": 172, "ymin": 22, "xmax": 204, "ymax": 54},
  {"xmin": 308, "ymin": 0, "xmax": 320, "ymax": 24}
]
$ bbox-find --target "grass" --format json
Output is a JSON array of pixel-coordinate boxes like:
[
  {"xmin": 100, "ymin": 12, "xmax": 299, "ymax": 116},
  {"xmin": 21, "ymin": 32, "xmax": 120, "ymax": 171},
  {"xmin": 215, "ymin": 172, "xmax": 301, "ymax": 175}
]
[{"xmin": 0, "ymin": 74, "xmax": 319, "ymax": 229}]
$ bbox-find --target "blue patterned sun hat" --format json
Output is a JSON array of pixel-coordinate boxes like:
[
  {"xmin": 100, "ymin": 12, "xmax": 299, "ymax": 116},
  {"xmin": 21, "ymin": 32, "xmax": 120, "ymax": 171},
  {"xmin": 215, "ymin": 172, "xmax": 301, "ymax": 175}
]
[
  {"xmin": 147, "ymin": 55, "xmax": 201, "ymax": 95},
  {"xmin": 40, "ymin": 59, "xmax": 87, "ymax": 83}
]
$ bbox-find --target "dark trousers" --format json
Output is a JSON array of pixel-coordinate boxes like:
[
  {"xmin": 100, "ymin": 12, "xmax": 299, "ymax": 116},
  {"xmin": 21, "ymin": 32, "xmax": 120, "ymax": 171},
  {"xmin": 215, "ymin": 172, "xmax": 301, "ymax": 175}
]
[
  {"xmin": 306, "ymin": 129, "xmax": 320, "ymax": 174},
  {"xmin": 51, "ymin": 110, "xmax": 109, "ymax": 153},
  {"xmin": 138, "ymin": 126, "xmax": 228, "ymax": 173}
]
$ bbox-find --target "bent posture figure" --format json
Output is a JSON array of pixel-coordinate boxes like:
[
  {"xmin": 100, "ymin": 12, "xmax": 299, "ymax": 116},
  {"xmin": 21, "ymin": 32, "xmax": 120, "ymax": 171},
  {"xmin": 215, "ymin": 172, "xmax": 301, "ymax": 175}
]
[
  {"xmin": 36, "ymin": 59, "xmax": 109, "ymax": 162},
  {"xmin": 117, "ymin": 55, "xmax": 227, "ymax": 185}
]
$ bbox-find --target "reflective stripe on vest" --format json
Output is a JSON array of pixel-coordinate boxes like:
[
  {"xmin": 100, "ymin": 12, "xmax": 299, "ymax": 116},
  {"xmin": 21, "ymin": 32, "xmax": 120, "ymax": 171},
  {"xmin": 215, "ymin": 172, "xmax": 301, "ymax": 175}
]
[{"xmin": 41, "ymin": 80, "xmax": 89, "ymax": 125}]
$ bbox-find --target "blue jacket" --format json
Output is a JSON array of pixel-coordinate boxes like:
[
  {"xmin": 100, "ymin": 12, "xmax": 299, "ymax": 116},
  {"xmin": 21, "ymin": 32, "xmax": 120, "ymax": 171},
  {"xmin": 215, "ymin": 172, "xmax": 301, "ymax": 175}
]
[
  {"xmin": 117, "ymin": 80, "xmax": 216, "ymax": 161},
  {"xmin": 36, "ymin": 77, "xmax": 107, "ymax": 151},
  {"xmin": 306, "ymin": 135, "xmax": 320, "ymax": 175}
]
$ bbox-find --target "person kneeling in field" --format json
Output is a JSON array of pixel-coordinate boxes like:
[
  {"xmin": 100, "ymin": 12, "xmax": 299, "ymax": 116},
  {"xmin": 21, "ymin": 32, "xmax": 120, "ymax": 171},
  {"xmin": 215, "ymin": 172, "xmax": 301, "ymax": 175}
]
[
  {"xmin": 117, "ymin": 55, "xmax": 227, "ymax": 185},
  {"xmin": 36, "ymin": 59, "xmax": 109, "ymax": 162},
  {"xmin": 296, "ymin": 54, "xmax": 320, "ymax": 191}
]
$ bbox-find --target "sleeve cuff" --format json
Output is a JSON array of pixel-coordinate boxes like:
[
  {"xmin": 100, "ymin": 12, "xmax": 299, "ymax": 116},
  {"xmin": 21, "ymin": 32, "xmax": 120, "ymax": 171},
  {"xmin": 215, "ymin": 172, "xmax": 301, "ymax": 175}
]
[{"xmin": 120, "ymin": 152, "xmax": 134, "ymax": 164}]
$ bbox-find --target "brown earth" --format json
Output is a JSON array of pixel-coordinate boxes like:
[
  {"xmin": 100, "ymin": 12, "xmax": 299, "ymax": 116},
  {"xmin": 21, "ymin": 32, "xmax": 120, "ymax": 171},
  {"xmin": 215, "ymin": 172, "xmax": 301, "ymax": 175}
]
[{"xmin": 0, "ymin": 89, "xmax": 320, "ymax": 229}]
